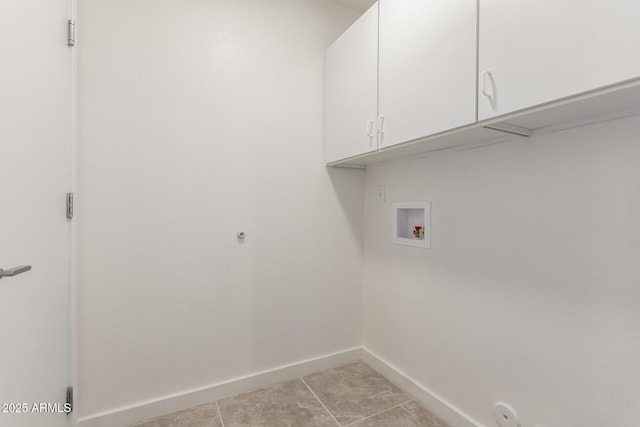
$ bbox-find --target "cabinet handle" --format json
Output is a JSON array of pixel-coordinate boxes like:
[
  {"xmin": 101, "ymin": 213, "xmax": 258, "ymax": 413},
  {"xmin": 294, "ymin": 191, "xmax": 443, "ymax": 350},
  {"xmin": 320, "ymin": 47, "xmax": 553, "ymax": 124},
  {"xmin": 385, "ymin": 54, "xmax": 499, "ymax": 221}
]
[
  {"xmin": 481, "ymin": 70, "xmax": 494, "ymax": 101},
  {"xmin": 377, "ymin": 115, "xmax": 385, "ymax": 134},
  {"xmin": 366, "ymin": 120, "xmax": 374, "ymax": 138}
]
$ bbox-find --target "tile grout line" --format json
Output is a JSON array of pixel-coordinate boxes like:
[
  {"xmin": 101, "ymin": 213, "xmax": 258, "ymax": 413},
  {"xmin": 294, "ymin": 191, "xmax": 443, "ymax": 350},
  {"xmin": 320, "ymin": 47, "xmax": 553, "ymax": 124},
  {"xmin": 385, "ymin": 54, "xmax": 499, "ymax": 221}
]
[
  {"xmin": 342, "ymin": 399, "xmax": 414, "ymax": 427},
  {"xmin": 300, "ymin": 377, "xmax": 341, "ymax": 427},
  {"xmin": 216, "ymin": 401, "xmax": 226, "ymax": 427}
]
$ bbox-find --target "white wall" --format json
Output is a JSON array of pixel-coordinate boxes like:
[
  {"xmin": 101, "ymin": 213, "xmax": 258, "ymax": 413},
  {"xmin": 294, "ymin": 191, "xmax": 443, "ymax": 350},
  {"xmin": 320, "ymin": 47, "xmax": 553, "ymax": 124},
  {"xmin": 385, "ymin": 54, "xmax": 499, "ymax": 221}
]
[
  {"xmin": 363, "ymin": 116, "xmax": 640, "ymax": 427},
  {"xmin": 77, "ymin": 0, "xmax": 362, "ymax": 419}
]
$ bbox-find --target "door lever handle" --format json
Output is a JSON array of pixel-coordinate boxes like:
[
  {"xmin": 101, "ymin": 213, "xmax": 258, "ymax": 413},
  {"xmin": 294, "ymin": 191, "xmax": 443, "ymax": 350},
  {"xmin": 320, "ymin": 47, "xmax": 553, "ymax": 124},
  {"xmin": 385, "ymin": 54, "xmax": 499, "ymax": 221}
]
[{"xmin": 0, "ymin": 265, "xmax": 32, "ymax": 279}]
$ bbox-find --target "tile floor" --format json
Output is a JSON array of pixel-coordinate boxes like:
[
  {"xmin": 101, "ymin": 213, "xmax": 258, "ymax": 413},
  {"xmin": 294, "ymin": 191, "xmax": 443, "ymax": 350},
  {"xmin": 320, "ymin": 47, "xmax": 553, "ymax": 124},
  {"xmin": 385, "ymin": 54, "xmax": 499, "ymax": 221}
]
[{"xmin": 132, "ymin": 361, "xmax": 450, "ymax": 427}]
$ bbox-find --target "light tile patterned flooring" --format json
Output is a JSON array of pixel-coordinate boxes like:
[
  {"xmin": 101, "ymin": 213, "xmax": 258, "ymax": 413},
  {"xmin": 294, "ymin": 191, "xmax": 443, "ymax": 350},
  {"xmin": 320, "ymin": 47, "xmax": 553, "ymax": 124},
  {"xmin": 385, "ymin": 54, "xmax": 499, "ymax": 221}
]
[{"xmin": 132, "ymin": 361, "xmax": 449, "ymax": 427}]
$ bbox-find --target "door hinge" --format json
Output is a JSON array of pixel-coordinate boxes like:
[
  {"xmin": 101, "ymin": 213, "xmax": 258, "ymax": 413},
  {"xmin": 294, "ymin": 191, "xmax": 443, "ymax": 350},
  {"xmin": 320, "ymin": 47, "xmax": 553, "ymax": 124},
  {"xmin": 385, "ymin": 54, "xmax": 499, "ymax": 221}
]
[
  {"xmin": 66, "ymin": 193, "xmax": 74, "ymax": 219},
  {"xmin": 67, "ymin": 20, "xmax": 75, "ymax": 47},
  {"xmin": 65, "ymin": 386, "xmax": 73, "ymax": 413}
]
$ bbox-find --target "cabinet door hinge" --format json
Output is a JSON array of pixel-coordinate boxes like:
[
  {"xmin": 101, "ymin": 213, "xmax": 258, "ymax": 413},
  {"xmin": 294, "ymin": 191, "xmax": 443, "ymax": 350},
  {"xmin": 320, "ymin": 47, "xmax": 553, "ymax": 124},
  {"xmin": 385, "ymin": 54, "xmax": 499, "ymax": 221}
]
[
  {"xmin": 65, "ymin": 386, "xmax": 73, "ymax": 413},
  {"xmin": 66, "ymin": 193, "xmax": 74, "ymax": 219},
  {"xmin": 67, "ymin": 20, "xmax": 75, "ymax": 47}
]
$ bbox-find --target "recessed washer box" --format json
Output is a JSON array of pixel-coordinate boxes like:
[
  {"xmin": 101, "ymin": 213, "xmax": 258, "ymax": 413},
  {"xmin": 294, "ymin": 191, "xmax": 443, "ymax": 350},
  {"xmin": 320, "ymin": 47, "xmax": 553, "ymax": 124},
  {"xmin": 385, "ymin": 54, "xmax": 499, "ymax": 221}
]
[{"xmin": 393, "ymin": 201, "xmax": 431, "ymax": 248}]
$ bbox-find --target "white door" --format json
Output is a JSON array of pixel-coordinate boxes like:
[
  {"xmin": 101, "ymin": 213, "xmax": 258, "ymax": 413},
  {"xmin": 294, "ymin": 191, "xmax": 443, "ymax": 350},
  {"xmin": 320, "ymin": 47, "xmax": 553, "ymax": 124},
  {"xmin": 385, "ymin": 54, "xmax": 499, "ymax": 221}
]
[
  {"xmin": 0, "ymin": 0, "xmax": 72, "ymax": 426},
  {"xmin": 324, "ymin": 2, "xmax": 378, "ymax": 163},
  {"xmin": 378, "ymin": 0, "xmax": 477, "ymax": 148},
  {"xmin": 478, "ymin": 0, "xmax": 640, "ymax": 120}
]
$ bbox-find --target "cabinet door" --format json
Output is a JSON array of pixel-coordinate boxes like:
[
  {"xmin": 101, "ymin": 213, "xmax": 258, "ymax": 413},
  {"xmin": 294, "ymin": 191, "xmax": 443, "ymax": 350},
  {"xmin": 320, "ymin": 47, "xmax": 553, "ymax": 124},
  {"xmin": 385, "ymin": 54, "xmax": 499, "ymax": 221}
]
[
  {"xmin": 478, "ymin": 0, "xmax": 640, "ymax": 120},
  {"xmin": 378, "ymin": 0, "xmax": 477, "ymax": 149},
  {"xmin": 325, "ymin": 3, "xmax": 378, "ymax": 163}
]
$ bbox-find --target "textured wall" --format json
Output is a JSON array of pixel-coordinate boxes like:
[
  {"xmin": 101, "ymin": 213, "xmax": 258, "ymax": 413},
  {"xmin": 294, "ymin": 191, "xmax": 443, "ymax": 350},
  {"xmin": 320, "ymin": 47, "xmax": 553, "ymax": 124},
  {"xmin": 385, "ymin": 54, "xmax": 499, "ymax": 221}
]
[
  {"xmin": 78, "ymin": 0, "xmax": 362, "ymax": 418},
  {"xmin": 363, "ymin": 116, "xmax": 640, "ymax": 427}
]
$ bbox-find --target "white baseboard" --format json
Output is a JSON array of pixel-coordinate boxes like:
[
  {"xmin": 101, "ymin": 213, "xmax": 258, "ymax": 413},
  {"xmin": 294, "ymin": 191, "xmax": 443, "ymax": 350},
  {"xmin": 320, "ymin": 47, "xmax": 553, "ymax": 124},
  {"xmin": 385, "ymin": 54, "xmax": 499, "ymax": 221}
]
[
  {"xmin": 76, "ymin": 347, "xmax": 364, "ymax": 427},
  {"xmin": 360, "ymin": 347, "xmax": 483, "ymax": 427},
  {"xmin": 77, "ymin": 346, "xmax": 482, "ymax": 427}
]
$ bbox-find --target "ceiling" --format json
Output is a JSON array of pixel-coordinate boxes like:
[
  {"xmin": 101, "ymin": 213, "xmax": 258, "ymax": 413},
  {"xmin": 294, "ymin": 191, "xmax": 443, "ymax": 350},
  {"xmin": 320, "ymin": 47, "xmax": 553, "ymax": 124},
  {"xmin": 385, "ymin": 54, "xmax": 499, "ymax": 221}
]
[{"xmin": 328, "ymin": 0, "xmax": 376, "ymax": 13}]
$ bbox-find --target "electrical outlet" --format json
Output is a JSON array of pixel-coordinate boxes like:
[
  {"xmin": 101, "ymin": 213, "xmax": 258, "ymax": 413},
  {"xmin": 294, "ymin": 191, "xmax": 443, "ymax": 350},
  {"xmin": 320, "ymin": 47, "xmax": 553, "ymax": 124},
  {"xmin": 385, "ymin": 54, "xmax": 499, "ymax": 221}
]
[{"xmin": 375, "ymin": 186, "xmax": 385, "ymax": 203}]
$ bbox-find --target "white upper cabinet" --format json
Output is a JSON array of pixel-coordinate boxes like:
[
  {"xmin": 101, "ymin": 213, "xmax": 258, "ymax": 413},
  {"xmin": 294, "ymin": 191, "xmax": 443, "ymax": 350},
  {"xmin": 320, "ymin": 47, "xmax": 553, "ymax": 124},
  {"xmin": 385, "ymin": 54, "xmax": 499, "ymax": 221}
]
[
  {"xmin": 478, "ymin": 0, "xmax": 640, "ymax": 121},
  {"xmin": 324, "ymin": 3, "xmax": 378, "ymax": 164},
  {"xmin": 325, "ymin": 0, "xmax": 640, "ymax": 166},
  {"xmin": 378, "ymin": 0, "xmax": 478, "ymax": 148}
]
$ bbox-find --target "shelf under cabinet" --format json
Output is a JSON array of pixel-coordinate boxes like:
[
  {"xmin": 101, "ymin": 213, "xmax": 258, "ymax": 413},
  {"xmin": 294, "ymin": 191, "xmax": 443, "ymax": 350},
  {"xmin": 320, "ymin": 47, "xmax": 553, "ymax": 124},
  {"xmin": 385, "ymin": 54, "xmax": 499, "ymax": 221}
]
[
  {"xmin": 327, "ymin": 124, "xmax": 517, "ymax": 168},
  {"xmin": 328, "ymin": 78, "xmax": 640, "ymax": 169}
]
